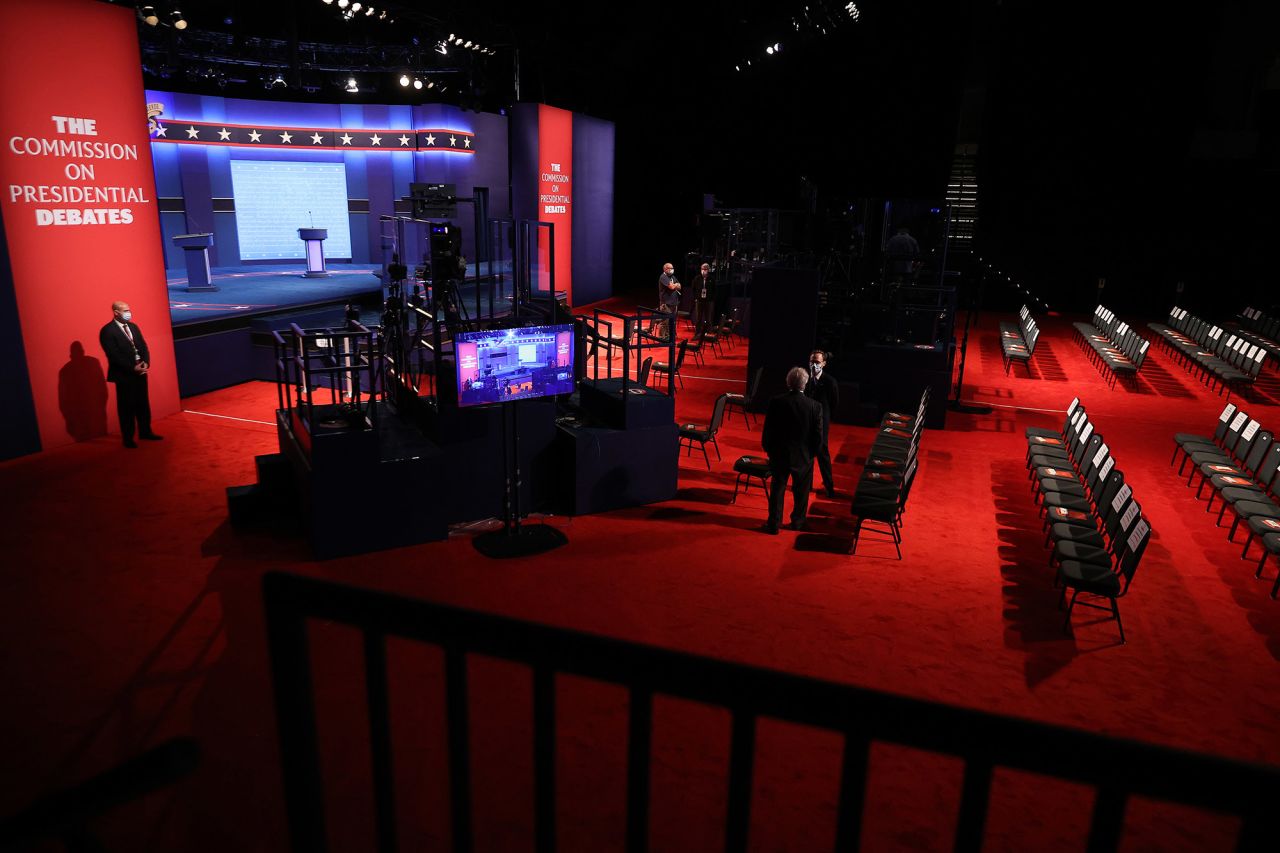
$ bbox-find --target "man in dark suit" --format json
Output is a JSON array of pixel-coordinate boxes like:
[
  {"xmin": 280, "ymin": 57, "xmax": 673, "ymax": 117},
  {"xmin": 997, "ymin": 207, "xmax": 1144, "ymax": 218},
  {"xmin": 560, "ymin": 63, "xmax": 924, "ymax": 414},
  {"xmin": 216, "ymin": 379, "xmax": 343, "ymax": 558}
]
[
  {"xmin": 805, "ymin": 349, "xmax": 840, "ymax": 498},
  {"xmin": 761, "ymin": 366, "xmax": 823, "ymax": 533},
  {"xmin": 99, "ymin": 301, "xmax": 162, "ymax": 448}
]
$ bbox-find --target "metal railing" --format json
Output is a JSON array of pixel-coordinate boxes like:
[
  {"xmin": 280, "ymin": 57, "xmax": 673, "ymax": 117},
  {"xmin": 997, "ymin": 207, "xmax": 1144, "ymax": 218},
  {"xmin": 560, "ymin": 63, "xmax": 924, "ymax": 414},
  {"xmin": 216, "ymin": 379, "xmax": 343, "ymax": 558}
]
[{"xmin": 263, "ymin": 571, "xmax": 1280, "ymax": 853}]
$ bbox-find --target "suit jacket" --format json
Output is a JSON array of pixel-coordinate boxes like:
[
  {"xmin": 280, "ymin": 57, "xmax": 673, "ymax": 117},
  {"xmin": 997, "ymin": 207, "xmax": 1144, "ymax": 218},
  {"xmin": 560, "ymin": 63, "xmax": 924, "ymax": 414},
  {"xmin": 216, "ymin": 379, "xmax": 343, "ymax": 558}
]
[
  {"xmin": 99, "ymin": 320, "xmax": 150, "ymax": 383},
  {"xmin": 762, "ymin": 390, "xmax": 822, "ymax": 469},
  {"xmin": 805, "ymin": 370, "xmax": 840, "ymax": 426}
]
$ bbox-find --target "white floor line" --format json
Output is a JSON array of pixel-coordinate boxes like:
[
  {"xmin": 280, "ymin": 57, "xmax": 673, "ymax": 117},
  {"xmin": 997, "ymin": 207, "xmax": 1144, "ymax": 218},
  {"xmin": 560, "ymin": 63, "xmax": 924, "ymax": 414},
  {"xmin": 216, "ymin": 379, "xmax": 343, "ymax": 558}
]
[
  {"xmin": 183, "ymin": 409, "xmax": 275, "ymax": 426},
  {"xmin": 958, "ymin": 400, "xmax": 1067, "ymax": 414}
]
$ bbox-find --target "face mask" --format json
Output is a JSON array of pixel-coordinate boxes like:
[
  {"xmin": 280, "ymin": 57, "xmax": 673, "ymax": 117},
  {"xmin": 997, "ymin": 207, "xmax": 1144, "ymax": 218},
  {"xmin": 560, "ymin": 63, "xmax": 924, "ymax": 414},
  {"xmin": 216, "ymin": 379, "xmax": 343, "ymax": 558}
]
[
  {"xmin": 811, "ymin": 362, "xmax": 822, "ymax": 374},
  {"xmin": 121, "ymin": 311, "xmax": 133, "ymax": 322}
]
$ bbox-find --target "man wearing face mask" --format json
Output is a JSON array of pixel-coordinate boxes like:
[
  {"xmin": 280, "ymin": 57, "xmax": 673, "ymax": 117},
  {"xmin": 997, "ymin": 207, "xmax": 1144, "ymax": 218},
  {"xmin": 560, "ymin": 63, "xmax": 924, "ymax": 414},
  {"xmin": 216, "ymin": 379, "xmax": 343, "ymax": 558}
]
[
  {"xmin": 99, "ymin": 300, "xmax": 162, "ymax": 448},
  {"xmin": 804, "ymin": 350, "xmax": 839, "ymax": 497},
  {"xmin": 656, "ymin": 262, "xmax": 681, "ymax": 339}
]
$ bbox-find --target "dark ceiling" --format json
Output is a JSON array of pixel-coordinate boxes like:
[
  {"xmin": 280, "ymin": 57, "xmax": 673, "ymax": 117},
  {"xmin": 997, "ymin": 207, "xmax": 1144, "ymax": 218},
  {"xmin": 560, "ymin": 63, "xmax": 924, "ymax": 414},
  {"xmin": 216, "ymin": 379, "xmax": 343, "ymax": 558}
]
[{"xmin": 119, "ymin": 0, "xmax": 1280, "ymax": 304}]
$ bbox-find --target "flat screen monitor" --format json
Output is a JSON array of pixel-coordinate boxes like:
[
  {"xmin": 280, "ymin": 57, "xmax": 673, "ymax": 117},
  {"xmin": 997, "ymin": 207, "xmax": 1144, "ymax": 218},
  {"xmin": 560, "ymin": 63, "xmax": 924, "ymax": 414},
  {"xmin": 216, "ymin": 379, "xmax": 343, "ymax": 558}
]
[
  {"xmin": 454, "ymin": 324, "xmax": 575, "ymax": 407},
  {"xmin": 229, "ymin": 160, "xmax": 352, "ymax": 260}
]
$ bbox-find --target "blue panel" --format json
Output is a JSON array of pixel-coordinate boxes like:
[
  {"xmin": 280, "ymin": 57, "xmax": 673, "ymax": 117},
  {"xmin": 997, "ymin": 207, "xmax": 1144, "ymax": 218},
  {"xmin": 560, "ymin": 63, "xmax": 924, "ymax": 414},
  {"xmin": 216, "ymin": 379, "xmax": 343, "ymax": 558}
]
[
  {"xmin": 207, "ymin": 144, "xmax": 233, "ymax": 198},
  {"xmin": 213, "ymin": 213, "xmax": 241, "ymax": 266},
  {"xmin": 348, "ymin": 214, "xmax": 370, "ymax": 263},
  {"xmin": 159, "ymin": 212, "xmax": 188, "ymax": 269},
  {"xmin": 174, "ymin": 328, "xmax": 253, "ymax": 396},
  {"xmin": 572, "ymin": 113, "xmax": 616, "ymax": 306},
  {"xmin": 150, "ymin": 142, "xmax": 182, "ymax": 197}
]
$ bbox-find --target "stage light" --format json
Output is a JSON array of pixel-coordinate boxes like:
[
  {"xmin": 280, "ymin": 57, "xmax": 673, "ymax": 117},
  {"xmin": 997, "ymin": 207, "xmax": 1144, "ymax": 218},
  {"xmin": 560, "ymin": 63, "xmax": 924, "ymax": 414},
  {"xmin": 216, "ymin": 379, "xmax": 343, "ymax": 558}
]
[
  {"xmin": 366, "ymin": 6, "xmax": 375, "ymax": 15},
  {"xmin": 351, "ymin": 2, "xmax": 361, "ymax": 11},
  {"xmin": 427, "ymin": 80, "xmax": 435, "ymax": 88},
  {"xmin": 471, "ymin": 43, "xmax": 480, "ymax": 50},
  {"xmin": 172, "ymin": 10, "xmax": 187, "ymax": 29},
  {"xmin": 774, "ymin": 43, "xmax": 781, "ymax": 52},
  {"xmin": 399, "ymin": 74, "xmax": 410, "ymax": 87},
  {"xmin": 337, "ymin": 0, "xmax": 348, "ymax": 7},
  {"xmin": 413, "ymin": 78, "xmax": 423, "ymax": 89},
  {"xmin": 464, "ymin": 40, "xmax": 472, "ymax": 48},
  {"xmin": 734, "ymin": 64, "xmax": 740, "ymax": 71},
  {"xmin": 345, "ymin": 76, "xmax": 358, "ymax": 93},
  {"xmin": 379, "ymin": 11, "xmax": 386, "ymax": 19},
  {"xmin": 766, "ymin": 46, "xmax": 773, "ymax": 54},
  {"xmin": 141, "ymin": 6, "xmax": 158, "ymax": 25},
  {"xmin": 436, "ymin": 42, "xmax": 448, "ymax": 54},
  {"xmin": 322, "ymin": 0, "xmax": 333, "ymax": 4},
  {"xmin": 448, "ymin": 33, "xmax": 455, "ymax": 41}
]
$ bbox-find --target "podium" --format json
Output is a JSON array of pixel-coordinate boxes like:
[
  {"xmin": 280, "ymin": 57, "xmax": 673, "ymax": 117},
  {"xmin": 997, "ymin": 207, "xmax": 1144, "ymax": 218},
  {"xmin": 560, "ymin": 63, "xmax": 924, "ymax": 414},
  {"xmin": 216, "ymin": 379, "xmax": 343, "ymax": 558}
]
[
  {"xmin": 297, "ymin": 228, "xmax": 329, "ymax": 278},
  {"xmin": 172, "ymin": 233, "xmax": 216, "ymax": 292}
]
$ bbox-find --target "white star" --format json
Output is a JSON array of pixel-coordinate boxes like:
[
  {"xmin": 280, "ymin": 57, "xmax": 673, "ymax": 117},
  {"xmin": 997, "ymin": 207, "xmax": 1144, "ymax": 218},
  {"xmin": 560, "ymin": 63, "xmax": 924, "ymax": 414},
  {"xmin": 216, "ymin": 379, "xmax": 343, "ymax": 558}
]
[
  {"xmin": 424, "ymin": 133, "xmax": 435, "ymax": 146},
  {"xmin": 449, "ymin": 135, "xmax": 457, "ymax": 146},
  {"xmin": 340, "ymin": 133, "xmax": 353, "ymax": 145},
  {"xmin": 185, "ymin": 126, "xmax": 200, "ymax": 139},
  {"xmin": 279, "ymin": 131, "xmax": 293, "ymax": 143},
  {"xmin": 154, "ymin": 124, "xmax": 168, "ymax": 137},
  {"xmin": 248, "ymin": 129, "xmax": 261, "ymax": 142},
  {"xmin": 398, "ymin": 134, "xmax": 411, "ymax": 146},
  {"xmin": 311, "ymin": 132, "xmax": 324, "ymax": 145},
  {"xmin": 217, "ymin": 127, "xmax": 231, "ymax": 141},
  {"xmin": 463, "ymin": 137, "xmax": 471, "ymax": 148},
  {"xmin": 369, "ymin": 133, "xmax": 382, "ymax": 146},
  {"xmin": 232, "ymin": 305, "xmax": 250, "ymax": 310}
]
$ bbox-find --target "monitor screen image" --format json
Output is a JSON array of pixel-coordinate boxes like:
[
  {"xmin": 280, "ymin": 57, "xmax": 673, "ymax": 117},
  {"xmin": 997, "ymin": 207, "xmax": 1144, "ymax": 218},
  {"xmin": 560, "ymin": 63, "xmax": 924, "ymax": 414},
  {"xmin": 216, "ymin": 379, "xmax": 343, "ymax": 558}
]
[{"xmin": 454, "ymin": 324, "xmax": 575, "ymax": 407}]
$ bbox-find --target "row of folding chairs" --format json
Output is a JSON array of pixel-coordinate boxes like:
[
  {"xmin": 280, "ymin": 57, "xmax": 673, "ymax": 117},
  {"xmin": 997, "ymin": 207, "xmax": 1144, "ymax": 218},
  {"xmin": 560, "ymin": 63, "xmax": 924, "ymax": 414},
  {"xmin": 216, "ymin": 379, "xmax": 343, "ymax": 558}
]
[
  {"xmin": 1171, "ymin": 402, "xmax": 1280, "ymax": 598},
  {"xmin": 1148, "ymin": 307, "xmax": 1266, "ymax": 398},
  {"xmin": 1073, "ymin": 305, "xmax": 1151, "ymax": 388},
  {"xmin": 1234, "ymin": 306, "xmax": 1280, "ymax": 362},
  {"xmin": 849, "ymin": 387, "xmax": 930, "ymax": 559},
  {"xmin": 1000, "ymin": 305, "xmax": 1040, "ymax": 375},
  {"xmin": 1025, "ymin": 398, "xmax": 1151, "ymax": 643}
]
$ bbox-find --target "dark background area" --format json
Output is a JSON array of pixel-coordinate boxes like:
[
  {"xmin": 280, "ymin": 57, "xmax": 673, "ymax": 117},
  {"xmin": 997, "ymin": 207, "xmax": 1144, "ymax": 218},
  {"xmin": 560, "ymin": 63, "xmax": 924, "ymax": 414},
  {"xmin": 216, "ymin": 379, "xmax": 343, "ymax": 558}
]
[{"xmin": 123, "ymin": 0, "xmax": 1280, "ymax": 316}]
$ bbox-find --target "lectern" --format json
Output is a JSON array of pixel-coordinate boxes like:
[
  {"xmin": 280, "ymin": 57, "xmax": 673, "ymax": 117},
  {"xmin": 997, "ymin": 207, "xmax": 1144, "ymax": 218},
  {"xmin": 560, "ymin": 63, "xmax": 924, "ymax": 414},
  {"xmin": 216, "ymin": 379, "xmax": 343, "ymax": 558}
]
[
  {"xmin": 172, "ymin": 233, "xmax": 216, "ymax": 292},
  {"xmin": 297, "ymin": 228, "xmax": 329, "ymax": 278}
]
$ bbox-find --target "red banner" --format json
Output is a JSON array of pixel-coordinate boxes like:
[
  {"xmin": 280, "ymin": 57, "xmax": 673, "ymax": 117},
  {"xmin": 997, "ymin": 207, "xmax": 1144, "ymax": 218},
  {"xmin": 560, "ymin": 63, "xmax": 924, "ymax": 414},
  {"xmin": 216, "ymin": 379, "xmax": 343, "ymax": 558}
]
[
  {"xmin": 0, "ymin": 0, "xmax": 176, "ymax": 450},
  {"xmin": 537, "ymin": 104, "xmax": 573, "ymax": 305}
]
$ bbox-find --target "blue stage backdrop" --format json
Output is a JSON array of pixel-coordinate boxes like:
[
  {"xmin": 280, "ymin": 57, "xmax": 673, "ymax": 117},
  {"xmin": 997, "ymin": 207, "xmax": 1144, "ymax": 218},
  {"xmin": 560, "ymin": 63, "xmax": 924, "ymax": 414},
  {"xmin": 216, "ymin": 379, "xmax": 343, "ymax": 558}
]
[{"xmin": 145, "ymin": 91, "xmax": 512, "ymax": 270}]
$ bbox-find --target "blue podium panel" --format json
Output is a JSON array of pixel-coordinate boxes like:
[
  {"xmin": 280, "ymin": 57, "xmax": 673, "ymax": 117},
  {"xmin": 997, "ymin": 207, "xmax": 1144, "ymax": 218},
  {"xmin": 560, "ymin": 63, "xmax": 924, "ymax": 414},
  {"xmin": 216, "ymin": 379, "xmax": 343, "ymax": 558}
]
[
  {"xmin": 172, "ymin": 232, "xmax": 216, "ymax": 292},
  {"xmin": 298, "ymin": 227, "xmax": 329, "ymax": 278}
]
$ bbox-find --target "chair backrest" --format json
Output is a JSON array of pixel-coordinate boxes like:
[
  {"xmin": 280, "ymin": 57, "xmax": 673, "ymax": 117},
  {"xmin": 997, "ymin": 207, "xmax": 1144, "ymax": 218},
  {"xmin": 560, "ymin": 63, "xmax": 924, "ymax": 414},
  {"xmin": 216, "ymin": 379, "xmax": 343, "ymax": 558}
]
[
  {"xmin": 638, "ymin": 356, "xmax": 653, "ymax": 386},
  {"xmin": 708, "ymin": 392, "xmax": 732, "ymax": 435},
  {"xmin": 747, "ymin": 366, "xmax": 764, "ymax": 401},
  {"xmin": 1241, "ymin": 431, "xmax": 1274, "ymax": 478},
  {"xmin": 1254, "ymin": 443, "xmax": 1280, "ymax": 493},
  {"xmin": 1117, "ymin": 517, "xmax": 1152, "ymax": 592},
  {"xmin": 673, "ymin": 339, "xmax": 689, "ymax": 370}
]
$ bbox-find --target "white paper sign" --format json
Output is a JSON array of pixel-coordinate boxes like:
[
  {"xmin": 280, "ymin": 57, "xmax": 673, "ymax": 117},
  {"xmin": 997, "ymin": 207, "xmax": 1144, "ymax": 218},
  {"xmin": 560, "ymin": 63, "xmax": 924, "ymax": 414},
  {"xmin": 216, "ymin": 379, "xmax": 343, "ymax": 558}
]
[
  {"xmin": 1093, "ymin": 443, "xmax": 1109, "ymax": 467},
  {"xmin": 1127, "ymin": 518, "xmax": 1151, "ymax": 553},
  {"xmin": 1120, "ymin": 501, "xmax": 1140, "ymax": 529},
  {"xmin": 1111, "ymin": 482, "xmax": 1133, "ymax": 512},
  {"xmin": 1243, "ymin": 420, "xmax": 1261, "ymax": 441},
  {"xmin": 1099, "ymin": 456, "xmax": 1116, "ymax": 479},
  {"xmin": 1230, "ymin": 412, "xmax": 1249, "ymax": 431},
  {"xmin": 1220, "ymin": 403, "xmax": 1237, "ymax": 422}
]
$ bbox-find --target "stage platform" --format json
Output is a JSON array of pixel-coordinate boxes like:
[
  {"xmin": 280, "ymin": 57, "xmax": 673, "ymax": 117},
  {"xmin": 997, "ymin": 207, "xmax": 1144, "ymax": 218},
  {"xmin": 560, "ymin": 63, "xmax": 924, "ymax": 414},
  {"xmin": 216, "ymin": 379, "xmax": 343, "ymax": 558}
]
[{"xmin": 167, "ymin": 263, "xmax": 384, "ymax": 326}]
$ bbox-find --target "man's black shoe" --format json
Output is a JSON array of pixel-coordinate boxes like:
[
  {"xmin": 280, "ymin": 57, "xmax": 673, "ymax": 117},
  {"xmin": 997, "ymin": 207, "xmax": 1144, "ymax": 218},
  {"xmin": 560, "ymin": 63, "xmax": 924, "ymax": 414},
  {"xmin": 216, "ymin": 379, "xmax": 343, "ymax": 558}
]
[
  {"xmin": 123, "ymin": 439, "xmax": 138, "ymax": 449},
  {"xmin": 789, "ymin": 520, "xmax": 808, "ymax": 531},
  {"xmin": 762, "ymin": 523, "xmax": 779, "ymax": 535},
  {"xmin": 140, "ymin": 433, "xmax": 164, "ymax": 441}
]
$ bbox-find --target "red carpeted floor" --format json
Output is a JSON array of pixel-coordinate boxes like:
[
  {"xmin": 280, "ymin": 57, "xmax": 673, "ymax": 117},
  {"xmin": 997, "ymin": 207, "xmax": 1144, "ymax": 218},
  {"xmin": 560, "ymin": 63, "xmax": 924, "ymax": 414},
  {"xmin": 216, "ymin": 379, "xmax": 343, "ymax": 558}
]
[{"xmin": 2, "ymin": 308, "xmax": 1279, "ymax": 851}]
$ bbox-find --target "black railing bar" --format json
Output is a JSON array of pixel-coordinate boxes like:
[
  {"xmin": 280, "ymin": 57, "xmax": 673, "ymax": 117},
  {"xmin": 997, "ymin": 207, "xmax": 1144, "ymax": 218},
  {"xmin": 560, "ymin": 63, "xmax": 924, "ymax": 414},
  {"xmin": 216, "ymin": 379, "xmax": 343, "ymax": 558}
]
[
  {"xmin": 1084, "ymin": 787, "xmax": 1127, "ymax": 853},
  {"xmin": 261, "ymin": 574, "xmax": 1280, "ymax": 816},
  {"xmin": 363, "ymin": 630, "xmax": 398, "ymax": 853},
  {"xmin": 444, "ymin": 646, "xmax": 473, "ymax": 853},
  {"xmin": 953, "ymin": 758, "xmax": 992, "ymax": 852},
  {"xmin": 624, "ymin": 687, "xmax": 652, "ymax": 853},
  {"xmin": 533, "ymin": 666, "xmax": 556, "ymax": 853},
  {"xmin": 832, "ymin": 736, "xmax": 871, "ymax": 853},
  {"xmin": 724, "ymin": 711, "xmax": 756, "ymax": 853}
]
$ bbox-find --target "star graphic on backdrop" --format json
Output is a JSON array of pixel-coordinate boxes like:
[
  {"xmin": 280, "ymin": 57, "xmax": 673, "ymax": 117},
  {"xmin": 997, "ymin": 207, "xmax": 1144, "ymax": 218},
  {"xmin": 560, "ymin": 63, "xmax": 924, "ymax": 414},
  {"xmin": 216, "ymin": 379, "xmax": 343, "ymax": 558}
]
[
  {"xmin": 369, "ymin": 134, "xmax": 382, "ymax": 146},
  {"xmin": 311, "ymin": 133, "xmax": 324, "ymax": 145},
  {"xmin": 217, "ymin": 128, "xmax": 231, "ymax": 141},
  {"xmin": 340, "ymin": 133, "xmax": 353, "ymax": 145},
  {"xmin": 398, "ymin": 135, "xmax": 411, "ymax": 146},
  {"xmin": 185, "ymin": 126, "xmax": 200, "ymax": 139},
  {"xmin": 424, "ymin": 133, "xmax": 435, "ymax": 146},
  {"xmin": 448, "ymin": 135, "xmax": 457, "ymax": 146},
  {"xmin": 463, "ymin": 137, "xmax": 471, "ymax": 148},
  {"xmin": 248, "ymin": 129, "xmax": 261, "ymax": 142},
  {"xmin": 279, "ymin": 131, "xmax": 293, "ymax": 143},
  {"xmin": 153, "ymin": 124, "xmax": 168, "ymax": 137}
]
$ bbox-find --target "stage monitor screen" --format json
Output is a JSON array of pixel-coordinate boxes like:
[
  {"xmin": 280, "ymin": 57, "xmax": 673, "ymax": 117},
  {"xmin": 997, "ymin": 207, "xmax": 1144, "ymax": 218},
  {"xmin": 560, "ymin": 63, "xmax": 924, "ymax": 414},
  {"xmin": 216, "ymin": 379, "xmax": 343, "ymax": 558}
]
[
  {"xmin": 454, "ymin": 325, "xmax": 575, "ymax": 407},
  {"xmin": 229, "ymin": 160, "xmax": 352, "ymax": 260}
]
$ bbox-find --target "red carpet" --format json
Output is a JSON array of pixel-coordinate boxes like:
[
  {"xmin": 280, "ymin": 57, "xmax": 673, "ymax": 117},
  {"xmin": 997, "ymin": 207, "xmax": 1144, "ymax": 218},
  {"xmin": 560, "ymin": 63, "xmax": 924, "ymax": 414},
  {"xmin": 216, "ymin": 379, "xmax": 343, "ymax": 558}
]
[{"xmin": 1, "ymin": 309, "xmax": 1278, "ymax": 850}]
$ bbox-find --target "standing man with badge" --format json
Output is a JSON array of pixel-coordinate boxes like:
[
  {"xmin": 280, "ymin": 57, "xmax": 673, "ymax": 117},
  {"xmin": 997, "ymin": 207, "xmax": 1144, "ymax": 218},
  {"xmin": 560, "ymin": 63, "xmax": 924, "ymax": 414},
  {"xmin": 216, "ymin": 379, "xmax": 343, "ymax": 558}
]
[
  {"xmin": 691, "ymin": 262, "xmax": 715, "ymax": 331},
  {"xmin": 99, "ymin": 300, "xmax": 162, "ymax": 448},
  {"xmin": 656, "ymin": 262, "xmax": 681, "ymax": 340},
  {"xmin": 805, "ymin": 349, "xmax": 840, "ymax": 498}
]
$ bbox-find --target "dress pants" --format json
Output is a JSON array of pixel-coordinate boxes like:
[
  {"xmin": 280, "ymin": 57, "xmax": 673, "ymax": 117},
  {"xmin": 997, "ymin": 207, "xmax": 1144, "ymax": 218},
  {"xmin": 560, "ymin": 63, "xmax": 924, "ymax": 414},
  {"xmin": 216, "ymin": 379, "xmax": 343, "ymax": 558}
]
[
  {"xmin": 815, "ymin": 417, "xmax": 834, "ymax": 493},
  {"xmin": 113, "ymin": 373, "xmax": 152, "ymax": 442},
  {"xmin": 767, "ymin": 459, "xmax": 813, "ymax": 528}
]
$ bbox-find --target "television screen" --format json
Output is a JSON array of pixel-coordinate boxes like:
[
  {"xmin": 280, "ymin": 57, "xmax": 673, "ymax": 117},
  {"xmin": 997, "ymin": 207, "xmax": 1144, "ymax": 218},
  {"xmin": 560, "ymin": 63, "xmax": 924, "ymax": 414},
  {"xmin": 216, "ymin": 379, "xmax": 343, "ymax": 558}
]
[{"xmin": 454, "ymin": 324, "xmax": 575, "ymax": 407}]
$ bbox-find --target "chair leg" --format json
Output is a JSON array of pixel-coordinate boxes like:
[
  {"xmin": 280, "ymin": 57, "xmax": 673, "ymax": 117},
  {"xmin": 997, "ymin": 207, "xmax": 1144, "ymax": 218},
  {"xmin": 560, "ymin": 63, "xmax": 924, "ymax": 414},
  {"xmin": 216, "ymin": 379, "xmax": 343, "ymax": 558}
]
[
  {"xmin": 731, "ymin": 474, "xmax": 742, "ymax": 504},
  {"xmin": 701, "ymin": 443, "xmax": 710, "ymax": 470},
  {"xmin": 849, "ymin": 517, "xmax": 862, "ymax": 555},
  {"xmin": 1063, "ymin": 590, "xmax": 1079, "ymax": 633},
  {"xmin": 892, "ymin": 522, "xmax": 902, "ymax": 559},
  {"xmin": 1112, "ymin": 598, "xmax": 1125, "ymax": 644},
  {"xmin": 711, "ymin": 436, "xmax": 721, "ymax": 461}
]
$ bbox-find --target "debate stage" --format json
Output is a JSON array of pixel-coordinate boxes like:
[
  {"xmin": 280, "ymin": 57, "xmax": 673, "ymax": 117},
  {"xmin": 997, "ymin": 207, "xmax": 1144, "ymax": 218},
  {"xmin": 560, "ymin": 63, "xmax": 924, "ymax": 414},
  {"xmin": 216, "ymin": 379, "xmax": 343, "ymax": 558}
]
[{"xmin": 167, "ymin": 263, "xmax": 384, "ymax": 326}]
